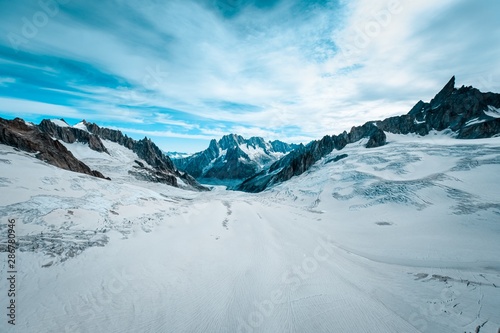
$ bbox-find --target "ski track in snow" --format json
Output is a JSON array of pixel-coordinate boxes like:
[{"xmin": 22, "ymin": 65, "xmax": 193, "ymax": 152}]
[{"xmin": 1, "ymin": 135, "xmax": 500, "ymax": 332}]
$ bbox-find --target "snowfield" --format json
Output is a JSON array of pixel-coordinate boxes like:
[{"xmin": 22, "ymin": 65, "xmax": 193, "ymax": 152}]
[{"xmin": 1, "ymin": 133, "xmax": 500, "ymax": 333}]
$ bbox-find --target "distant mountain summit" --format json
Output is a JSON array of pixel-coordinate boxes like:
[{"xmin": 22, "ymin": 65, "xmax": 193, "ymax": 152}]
[
  {"xmin": 238, "ymin": 76, "xmax": 500, "ymax": 192},
  {"xmin": 172, "ymin": 134, "xmax": 298, "ymax": 184}
]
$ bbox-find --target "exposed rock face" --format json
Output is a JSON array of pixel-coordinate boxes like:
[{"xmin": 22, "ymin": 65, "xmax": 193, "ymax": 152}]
[
  {"xmin": 133, "ymin": 137, "xmax": 176, "ymax": 171},
  {"xmin": 270, "ymin": 140, "xmax": 295, "ymax": 154},
  {"xmin": 457, "ymin": 118, "xmax": 500, "ymax": 139},
  {"xmin": 81, "ymin": 121, "xmax": 176, "ymax": 171},
  {"xmin": 0, "ymin": 118, "xmax": 108, "ymax": 179},
  {"xmin": 237, "ymin": 76, "xmax": 500, "ymax": 193},
  {"xmin": 129, "ymin": 160, "xmax": 178, "ymax": 187},
  {"xmin": 325, "ymin": 154, "xmax": 348, "ymax": 164},
  {"xmin": 173, "ymin": 134, "xmax": 297, "ymax": 182},
  {"xmin": 38, "ymin": 119, "xmax": 109, "ymax": 153},
  {"xmin": 366, "ymin": 128, "xmax": 387, "ymax": 148}
]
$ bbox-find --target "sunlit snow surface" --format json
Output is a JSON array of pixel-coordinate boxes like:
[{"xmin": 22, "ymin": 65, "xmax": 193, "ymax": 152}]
[{"xmin": 1, "ymin": 133, "xmax": 500, "ymax": 333}]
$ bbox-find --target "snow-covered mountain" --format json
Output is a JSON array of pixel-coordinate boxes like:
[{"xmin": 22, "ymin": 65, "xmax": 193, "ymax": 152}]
[
  {"xmin": 238, "ymin": 77, "xmax": 500, "ymax": 192},
  {"xmin": 173, "ymin": 134, "xmax": 297, "ymax": 184},
  {"xmin": 0, "ymin": 117, "xmax": 208, "ymax": 191}
]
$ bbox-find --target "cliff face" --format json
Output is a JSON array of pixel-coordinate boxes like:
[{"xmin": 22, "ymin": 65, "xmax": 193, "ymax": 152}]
[{"xmin": 0, "ymin": 118, "xmax": 108, "ymax": 179}]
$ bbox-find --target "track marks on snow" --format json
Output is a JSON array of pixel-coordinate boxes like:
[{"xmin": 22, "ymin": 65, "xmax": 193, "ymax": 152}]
[{"xmin": 222, "ymin": 201, "xmax": 232, "ymax": 230}]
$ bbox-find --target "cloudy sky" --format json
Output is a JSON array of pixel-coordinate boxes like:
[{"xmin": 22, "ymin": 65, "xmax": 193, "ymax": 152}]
[{"xmin": 1, "ymin": 0, "xmax": 499, "ymax": 152}]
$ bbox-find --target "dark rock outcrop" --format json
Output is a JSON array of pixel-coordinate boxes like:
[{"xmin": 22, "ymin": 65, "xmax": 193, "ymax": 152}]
[
  {"xmin": 133, "ymin": 137, "xmax": 176, "ymax": 171},
  {"xmin": 457, "ymin": 118, "xmax": 500, "ymax": 139},
  {"xmin": 128, "ymin": 159, "xmax": 207, "ymax": 191},
  {"xmin": 366, "ymin": 128, "xmax": 387, "ymax": 148},
  {"xmin": 0, "ymin": 118, "xmax": 108, "ymax": 179},
  {"xmin": 82, "ymin": 121, "xmax": 176, "ymax": 172},
  {"xmin": 325, "ymin": 154, "xmax": 348, "ymax": 164},
  {"xmin": 347, "ymin": 122, "xmax": 387, "ymax": 148},
  {"xmin": 270, "ymin": 140, "xmax": 296, "ymax": 154}
]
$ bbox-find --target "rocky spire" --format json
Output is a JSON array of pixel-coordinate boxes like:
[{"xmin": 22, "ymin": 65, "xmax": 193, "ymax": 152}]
[{"xmin": 430, "ymin": 76, "xmax": 456, "ymax": 107}]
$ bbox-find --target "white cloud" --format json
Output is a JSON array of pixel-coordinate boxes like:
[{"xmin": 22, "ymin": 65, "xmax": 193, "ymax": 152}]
[
  {"xmin": 0, "ymin": 77, "xmax": 16, "ymax": 86},
  {"xmin": 112, "ymin": 127, "xmax": 215, "ymax": 140},
  {"xmin": 0, "ymin": 97, "xmax": 84, "ymax": 119}
]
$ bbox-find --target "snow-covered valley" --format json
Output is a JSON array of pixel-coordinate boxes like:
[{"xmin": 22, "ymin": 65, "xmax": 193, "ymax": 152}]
[{"xmin": 1, "ymin": 133, "xmax": 500, "ymax": 333}]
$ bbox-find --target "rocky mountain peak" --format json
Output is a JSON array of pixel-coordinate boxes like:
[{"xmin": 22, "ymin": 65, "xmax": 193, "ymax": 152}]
[
  {"xmin": 430, "ymin": 76, "xmax": 456, "ymax": 107},
  {"xmin": 219, "ymin": 133, "xmax": 246, "ymax": 149},
  {"xmin": 377, "ymin": 75, "xmax": 500, "ymax": 138},
  {"xmin": 407, "ymin": 100, "xmax": 426, "ymax": 116},
  {"xmin": 208, "ymin": 139, "xmax": 219, "ymax": 152},
  {"xmin": 246, "ymin": 136, "xmax": 267, "ymax": 149},
  {"xmin": 134, "ymin": 137, "xmax": 175, "ymax": 171}
]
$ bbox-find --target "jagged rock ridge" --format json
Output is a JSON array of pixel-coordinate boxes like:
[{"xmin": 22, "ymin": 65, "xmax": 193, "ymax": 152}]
[{"xmin": 376, "ymin": 76, "xmax": 500, "ymax": 138}]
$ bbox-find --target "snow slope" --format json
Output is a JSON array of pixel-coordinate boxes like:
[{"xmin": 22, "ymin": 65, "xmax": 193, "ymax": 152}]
[
  {"xmin": 49, "ymin": 119, "xmax": 70, "ymax": 128},
  {"xmin": 485, "ymin": 106, "xmax": 500, "ymax": 119},
  {"xmin": 1, "ymin": 133, "xmax": 499, "ymax": 333}
]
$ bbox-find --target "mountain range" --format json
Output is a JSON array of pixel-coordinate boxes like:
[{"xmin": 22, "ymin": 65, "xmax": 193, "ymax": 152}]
[{"xmin": 1, "ymin": 77, "xmax": 499, "ymax": 193}]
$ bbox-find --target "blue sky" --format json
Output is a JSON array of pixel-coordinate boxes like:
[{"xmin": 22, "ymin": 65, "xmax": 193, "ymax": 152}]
[{"xmin": 1, "ymin": 0, "xmax": 499, "ymax": 153}]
